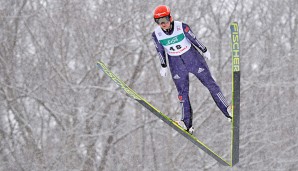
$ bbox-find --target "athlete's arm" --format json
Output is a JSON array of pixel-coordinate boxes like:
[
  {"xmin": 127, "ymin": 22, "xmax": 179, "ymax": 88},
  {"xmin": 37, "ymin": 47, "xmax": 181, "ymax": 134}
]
[
  {"xmin": 152, "ymin": 32, "xmax": 167, "ymax": 67},
  {"xmin": 182, "ymin": 23, "xmax": 207, "ymax": 53}
]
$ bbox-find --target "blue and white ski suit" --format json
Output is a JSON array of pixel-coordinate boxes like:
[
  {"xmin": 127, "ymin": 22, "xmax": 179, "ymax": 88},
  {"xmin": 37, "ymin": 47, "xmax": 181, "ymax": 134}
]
[{"xmin": 152, "ymin": 21, "xmax": 230, "ymax": 129}]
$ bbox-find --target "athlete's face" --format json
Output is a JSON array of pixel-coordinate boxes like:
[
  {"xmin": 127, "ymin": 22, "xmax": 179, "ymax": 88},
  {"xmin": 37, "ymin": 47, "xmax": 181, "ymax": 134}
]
[{"xmin": 155, "ymin": 16, "xmax": 171, "ymax": 30}]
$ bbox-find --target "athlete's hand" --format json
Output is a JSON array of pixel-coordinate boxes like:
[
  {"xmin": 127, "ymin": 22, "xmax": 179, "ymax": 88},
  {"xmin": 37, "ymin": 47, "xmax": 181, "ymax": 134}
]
[
  {"xmin": 203, "ymin": 50, "xmax": 211, "ymax": 60},
  {"xmin": 160, "ymin": 67, "xmax": 167, "ymax": 77}
]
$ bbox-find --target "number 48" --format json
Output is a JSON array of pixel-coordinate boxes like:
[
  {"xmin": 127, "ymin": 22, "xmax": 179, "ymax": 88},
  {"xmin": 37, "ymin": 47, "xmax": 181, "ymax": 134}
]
[{"xmin": 170, "ymin": 45, "xmax": 182, "ymax": 51}]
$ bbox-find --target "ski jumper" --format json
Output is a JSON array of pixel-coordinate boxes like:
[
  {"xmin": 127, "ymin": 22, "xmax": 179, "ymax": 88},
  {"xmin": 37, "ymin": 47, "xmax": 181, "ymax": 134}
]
[{"xmin": 152, "ymin": 21, "xmax": 230, "ymax": 129}]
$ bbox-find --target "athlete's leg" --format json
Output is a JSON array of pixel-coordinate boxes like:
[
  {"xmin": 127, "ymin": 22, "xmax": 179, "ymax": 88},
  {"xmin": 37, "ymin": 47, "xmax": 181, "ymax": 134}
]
[
  {"xmin": 168, "ymin": 59, "xmax": 193, "ymax": 129},
  {"xmin": 192, "ymin": 58, "xmax": 231, "ymax": 118}
]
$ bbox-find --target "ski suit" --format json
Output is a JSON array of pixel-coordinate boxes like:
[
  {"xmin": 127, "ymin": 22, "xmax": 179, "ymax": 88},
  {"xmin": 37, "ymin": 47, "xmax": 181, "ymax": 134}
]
[{"xmin": 152, "ymin": 21, "xmax": 230, "ymax": 129}]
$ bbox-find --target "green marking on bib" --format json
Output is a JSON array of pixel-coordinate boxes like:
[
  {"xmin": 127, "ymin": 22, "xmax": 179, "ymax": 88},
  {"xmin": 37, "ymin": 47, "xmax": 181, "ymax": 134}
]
[{"xmin": 159, "ymin": 33, "xmax": 185, "ymax": 46}]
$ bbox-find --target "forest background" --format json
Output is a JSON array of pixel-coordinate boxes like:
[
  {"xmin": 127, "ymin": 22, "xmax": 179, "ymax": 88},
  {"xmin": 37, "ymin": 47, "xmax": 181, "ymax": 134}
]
[{"xmin": 1, "ymin": 0, "xmax": 297, "ymax": 170}]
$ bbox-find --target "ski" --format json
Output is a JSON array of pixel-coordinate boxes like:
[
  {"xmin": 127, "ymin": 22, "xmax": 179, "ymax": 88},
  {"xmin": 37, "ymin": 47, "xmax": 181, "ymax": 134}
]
[
  {"xmin": 97, "ymin": 61, "xmax": 230, "ymax": 166},
  {"xmin": 230, "ymin": 22, "xmax": 241, "ymax": 166}
]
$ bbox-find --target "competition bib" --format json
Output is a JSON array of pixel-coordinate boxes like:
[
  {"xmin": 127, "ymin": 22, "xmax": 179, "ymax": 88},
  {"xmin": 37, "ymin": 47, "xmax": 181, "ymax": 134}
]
[{"xmin": 154, "ymin": 21, "xmax": 191, "ymax": 56}]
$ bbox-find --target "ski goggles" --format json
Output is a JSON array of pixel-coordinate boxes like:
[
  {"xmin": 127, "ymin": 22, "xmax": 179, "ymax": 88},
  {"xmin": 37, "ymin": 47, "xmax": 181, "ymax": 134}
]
[{"xmin": 155, "ymin": 16, "xmax": 171, "ymax": 24}]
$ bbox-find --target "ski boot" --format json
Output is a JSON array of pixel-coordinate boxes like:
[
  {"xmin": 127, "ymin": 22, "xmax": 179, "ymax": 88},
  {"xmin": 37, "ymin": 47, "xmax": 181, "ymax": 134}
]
[
  {"xmin": 187, "ymin": 127, "xmax": 194, "ymax": 134},
  {"xmin": 174, "ymin": 120, "xmax": 194, "ymax": 134},
  {"xmin": 227, "ymin": 105, "xmax": 233, "ymax": 122}
]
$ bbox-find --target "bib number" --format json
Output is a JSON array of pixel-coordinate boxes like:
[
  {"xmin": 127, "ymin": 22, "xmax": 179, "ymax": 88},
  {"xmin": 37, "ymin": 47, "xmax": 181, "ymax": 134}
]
[{"xmin": 169, "ymin": 45, "xmax": 182, "ymax": 51}]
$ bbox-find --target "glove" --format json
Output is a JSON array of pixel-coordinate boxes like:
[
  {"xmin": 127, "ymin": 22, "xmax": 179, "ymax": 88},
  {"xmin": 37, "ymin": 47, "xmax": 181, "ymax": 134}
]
[
  {"xmin": 160, "ymin": 67, "xmax": 167, "ymax": 77},
  {"xmin": 203, "ymin": 50, "xmax": 211, "ymax": 60}
]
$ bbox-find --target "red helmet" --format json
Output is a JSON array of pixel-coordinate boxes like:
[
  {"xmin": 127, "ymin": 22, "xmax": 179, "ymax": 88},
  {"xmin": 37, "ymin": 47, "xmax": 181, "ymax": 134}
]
[{"xmin": 153, "ymin": 5, "xmax": 173, "ymax": 22}]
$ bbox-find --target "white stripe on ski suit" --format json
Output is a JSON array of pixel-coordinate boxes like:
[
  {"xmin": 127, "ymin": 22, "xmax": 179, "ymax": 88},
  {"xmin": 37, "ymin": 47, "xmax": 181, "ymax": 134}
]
[
  {"xmin": 158, "ymin": 52, "xmax": 165, "ymax": 65},
  {"xmin": 217, "ymin": 92, "xmax": 228, "ymax": 108}
]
